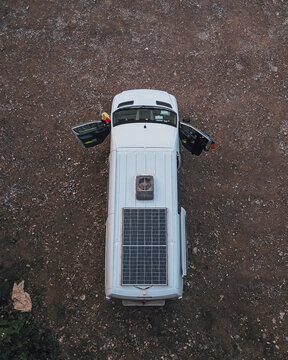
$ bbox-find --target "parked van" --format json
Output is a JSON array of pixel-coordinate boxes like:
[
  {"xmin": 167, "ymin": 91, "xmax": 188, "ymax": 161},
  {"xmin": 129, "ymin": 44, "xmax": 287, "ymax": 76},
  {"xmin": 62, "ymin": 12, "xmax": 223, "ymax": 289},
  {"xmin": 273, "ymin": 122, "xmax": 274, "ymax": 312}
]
[{"xmin": 72, "ymin": 89, "xmax": 215, "ymax": 306}]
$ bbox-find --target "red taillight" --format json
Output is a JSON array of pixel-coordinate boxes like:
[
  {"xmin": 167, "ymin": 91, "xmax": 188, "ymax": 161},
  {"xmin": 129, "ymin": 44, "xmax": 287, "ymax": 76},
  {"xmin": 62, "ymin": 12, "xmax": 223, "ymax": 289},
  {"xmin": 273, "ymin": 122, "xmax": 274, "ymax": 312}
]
[{"xmin": 210, "ymin": 143, "xmax": 216, "ymax": 150}]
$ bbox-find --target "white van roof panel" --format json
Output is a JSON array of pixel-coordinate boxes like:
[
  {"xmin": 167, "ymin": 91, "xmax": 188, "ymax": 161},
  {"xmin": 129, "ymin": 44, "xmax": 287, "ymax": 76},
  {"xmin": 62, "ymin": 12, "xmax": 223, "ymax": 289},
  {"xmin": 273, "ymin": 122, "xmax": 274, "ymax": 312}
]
[
  {"xmin": 111, "ymin": 149, "xmax": 177, "ymax": 212},
  {"xmin": 111, "ymin": 122, "xmax": 178, "ymax": 150},
  {"xmin": 105, "ymin": 149, "xmax": 182, "ymax": 297}
]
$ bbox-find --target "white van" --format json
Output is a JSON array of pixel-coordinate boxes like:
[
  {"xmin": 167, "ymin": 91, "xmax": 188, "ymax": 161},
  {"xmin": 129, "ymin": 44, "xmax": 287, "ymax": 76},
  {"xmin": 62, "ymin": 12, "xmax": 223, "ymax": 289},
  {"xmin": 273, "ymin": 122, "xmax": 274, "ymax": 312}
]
[{"xmin": 72, "ymin": 89, "xmax": 215, "ymax": 306}]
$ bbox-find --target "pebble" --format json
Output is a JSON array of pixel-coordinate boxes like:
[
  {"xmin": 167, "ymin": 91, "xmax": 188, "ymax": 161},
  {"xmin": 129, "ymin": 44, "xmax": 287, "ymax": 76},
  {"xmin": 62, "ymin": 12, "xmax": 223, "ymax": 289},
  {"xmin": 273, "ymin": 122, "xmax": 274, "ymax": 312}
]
[
  {"xmin": 198, "ymin": 31, "xmax": 209, "ymax": 40},
  {"xmin": 236, "ymin": 63, "xmax": 244, "ymax": 70},
  {"xmin": 80, "ymin": 294, "xmax": 86, "ymax": 301},
  {"xmin": 58, "ymin": 335, "xmax": 64, "ymax": 343},
  {"xmin": 269, "ymin": 64, "xmax": 278, "ymax": 72}
]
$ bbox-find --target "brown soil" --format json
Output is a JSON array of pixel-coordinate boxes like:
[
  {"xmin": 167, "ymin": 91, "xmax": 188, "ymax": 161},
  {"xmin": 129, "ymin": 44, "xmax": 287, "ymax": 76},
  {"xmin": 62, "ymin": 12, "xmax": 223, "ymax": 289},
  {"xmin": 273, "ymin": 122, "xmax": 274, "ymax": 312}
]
[{"xmin": 1, "ymin": 1, "xmax": 287, "ymax": 359}]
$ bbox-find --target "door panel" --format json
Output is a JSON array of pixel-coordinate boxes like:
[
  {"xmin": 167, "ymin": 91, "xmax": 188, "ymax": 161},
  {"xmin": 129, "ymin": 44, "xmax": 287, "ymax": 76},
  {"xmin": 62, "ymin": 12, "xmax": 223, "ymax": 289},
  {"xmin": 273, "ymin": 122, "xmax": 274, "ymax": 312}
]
[
  {"xmin": 179, "ymin": 123, "xmax": 213, "ymax": 155},
  {"xmin": 72, "ymin": 121, "xmax": 111, "ymax": 148}
]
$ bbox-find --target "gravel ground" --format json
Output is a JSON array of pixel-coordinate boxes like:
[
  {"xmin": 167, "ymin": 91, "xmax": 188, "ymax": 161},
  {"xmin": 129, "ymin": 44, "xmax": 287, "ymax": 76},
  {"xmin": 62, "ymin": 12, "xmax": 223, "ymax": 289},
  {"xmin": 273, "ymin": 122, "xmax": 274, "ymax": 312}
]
[{"xmin": 1, "ymin": 0, "xmax": 288, "ymax": 359}]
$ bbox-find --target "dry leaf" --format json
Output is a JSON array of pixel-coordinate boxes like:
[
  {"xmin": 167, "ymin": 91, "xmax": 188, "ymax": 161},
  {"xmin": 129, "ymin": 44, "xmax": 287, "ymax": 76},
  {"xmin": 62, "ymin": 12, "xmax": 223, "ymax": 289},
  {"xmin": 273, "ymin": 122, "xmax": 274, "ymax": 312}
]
[{"xmin": 11, "ymin": 280, "xmax": 32, "ymax": 312}]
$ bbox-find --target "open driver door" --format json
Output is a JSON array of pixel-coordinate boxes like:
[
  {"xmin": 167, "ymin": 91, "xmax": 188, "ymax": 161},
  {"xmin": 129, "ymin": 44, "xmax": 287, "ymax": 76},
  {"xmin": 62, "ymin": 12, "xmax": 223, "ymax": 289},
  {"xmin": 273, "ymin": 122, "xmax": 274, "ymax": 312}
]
[{"xmin": 72, "ymin": 120, "xmax": 111, "ymax": 148}]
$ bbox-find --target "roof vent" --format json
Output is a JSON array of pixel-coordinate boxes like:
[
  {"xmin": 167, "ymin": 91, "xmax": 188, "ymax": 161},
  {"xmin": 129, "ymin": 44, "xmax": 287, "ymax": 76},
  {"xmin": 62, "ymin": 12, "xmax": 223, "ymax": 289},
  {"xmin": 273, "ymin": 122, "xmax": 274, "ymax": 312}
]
[
  {"xmin": 156, "ymin": 100, "xmax": 172, "ymax": 109},
  {"xmin": 118, "ymin": 101, "xmax": 134, "ymax": 108},
  {"xmin": 136, "ymin": 175, "xmax": 154, "ymax": 200}
]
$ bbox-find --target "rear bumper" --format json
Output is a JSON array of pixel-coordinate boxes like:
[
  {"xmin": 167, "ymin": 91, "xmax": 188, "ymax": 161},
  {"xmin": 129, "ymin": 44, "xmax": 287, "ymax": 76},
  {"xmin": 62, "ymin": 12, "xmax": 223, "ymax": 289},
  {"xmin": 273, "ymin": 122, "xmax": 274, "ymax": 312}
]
[
  {"xmin": 106, "ymin": 286, "xmax": 182, "ymax": 302},
  {"xmin": 122, "ymin": 299, "xmax": 165, "ymax": 306}
]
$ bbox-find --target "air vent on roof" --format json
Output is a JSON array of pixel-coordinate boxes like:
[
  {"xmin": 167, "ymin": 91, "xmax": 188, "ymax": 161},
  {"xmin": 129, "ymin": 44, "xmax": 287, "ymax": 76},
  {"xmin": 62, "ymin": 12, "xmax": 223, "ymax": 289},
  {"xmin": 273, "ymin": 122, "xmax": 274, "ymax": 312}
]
[
  {"xmin": 136, "ymin": 175, "xmax": 154, "ymax": 200},
  {"xmin": 117, "ymin": 101, "xmax": 134, "ymax": 108},
  {"xmin": 156, "ymin": 100, "xmax": 172, "ymax": 109}
]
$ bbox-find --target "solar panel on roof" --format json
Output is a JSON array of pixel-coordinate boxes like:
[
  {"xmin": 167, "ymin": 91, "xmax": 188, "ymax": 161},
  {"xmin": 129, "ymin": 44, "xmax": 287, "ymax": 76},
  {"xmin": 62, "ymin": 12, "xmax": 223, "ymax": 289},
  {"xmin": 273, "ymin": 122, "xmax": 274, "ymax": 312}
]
[{"xmin": 122, "ymin": 208, "xmax": 167, "ymax": 286}]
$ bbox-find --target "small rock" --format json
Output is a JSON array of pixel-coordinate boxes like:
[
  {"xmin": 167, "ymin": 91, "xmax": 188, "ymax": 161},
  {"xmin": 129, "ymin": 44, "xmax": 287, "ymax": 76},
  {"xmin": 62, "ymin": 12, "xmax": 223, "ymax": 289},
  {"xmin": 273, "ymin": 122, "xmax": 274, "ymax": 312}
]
[
  {"xmin": 80, "ymin": 294, "xmax": 86, "ymax": 301},
  {"xmin": 236, "ymin": 63, "xmax": 244, "ymax": 71},
  {"xmin": 192, "ymin": 247, "xmax": 198, "ymax": 254},
  {"xmin": 198, "ymin": 32, "xmax": 209, "ymax": 40},
  {"xmin": 58, "ymin": 335, "xmax": 64, "ymax": 343},
  {"xmin": 279, "ymin": 312, "xmax": 285, "ymax": 320},
  {"xmin": 269, "ymin": 64, "xmax": 278, "ymax": 72}
]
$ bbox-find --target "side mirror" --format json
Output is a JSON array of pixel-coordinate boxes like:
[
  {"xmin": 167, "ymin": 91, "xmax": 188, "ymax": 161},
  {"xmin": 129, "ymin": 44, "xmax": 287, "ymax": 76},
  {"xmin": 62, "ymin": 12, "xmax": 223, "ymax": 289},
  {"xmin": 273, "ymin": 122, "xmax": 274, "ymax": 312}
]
[{"xmin": 182, "ymin": 116, "xmax": 190, "ymax": 123}]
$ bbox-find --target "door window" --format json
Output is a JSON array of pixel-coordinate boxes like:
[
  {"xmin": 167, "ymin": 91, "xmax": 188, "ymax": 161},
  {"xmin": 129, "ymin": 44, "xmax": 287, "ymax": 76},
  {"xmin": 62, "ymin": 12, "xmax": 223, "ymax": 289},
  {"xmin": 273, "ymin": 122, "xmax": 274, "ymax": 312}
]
[
  {"xmin": 72, "ymin": 121, "xmax": 111, "ymax": 148},
  {"xmin": 179, "ymin": 123, "xmax": 215, "ymax": 156}
]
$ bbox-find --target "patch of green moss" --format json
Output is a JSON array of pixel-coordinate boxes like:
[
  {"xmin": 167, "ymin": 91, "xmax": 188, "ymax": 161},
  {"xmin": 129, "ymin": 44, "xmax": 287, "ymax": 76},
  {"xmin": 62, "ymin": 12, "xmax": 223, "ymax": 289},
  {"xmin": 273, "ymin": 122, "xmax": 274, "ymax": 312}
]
[{"xmin": 0, "ymin": 280, "xmax": 59, "ymax": 360}]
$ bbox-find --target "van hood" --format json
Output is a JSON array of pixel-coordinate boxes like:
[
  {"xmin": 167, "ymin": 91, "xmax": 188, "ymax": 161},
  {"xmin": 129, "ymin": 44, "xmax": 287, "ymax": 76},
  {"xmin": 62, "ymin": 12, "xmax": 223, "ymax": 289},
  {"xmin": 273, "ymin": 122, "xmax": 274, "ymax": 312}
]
[
  {"xmin": 111, "ymin": 123, "xmax": 178, "ymax": 151},
  {"xmin": 111, "ymin": 89, "xmax": 178, "ymax": 113}
]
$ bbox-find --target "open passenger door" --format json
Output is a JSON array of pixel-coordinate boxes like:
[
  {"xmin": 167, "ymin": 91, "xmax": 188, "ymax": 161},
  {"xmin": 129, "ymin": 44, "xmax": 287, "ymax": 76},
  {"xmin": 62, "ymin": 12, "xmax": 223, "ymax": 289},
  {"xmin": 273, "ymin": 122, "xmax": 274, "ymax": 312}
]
[
  {"xmin": 72, "ymin": 121, "xmax": 111, "ymax": 148},
  {"xmin": 179, "ymin": 123, "xmax": 215, "ymax": 156}
]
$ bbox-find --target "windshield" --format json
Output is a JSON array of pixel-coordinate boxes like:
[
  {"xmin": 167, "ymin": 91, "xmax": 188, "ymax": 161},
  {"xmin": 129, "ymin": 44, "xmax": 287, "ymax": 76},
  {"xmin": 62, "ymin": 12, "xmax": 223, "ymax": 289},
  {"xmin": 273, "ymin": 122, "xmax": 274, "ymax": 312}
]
[{"xmin": 113, "ymin": 107, "xmax": 177, "ymax": 127}]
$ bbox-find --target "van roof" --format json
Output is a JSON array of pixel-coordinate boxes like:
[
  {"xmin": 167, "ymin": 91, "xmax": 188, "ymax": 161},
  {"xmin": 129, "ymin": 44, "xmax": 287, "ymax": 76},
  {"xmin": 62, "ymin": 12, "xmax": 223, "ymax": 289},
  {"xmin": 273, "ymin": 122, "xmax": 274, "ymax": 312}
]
[
  {"xmin": 106, "ymin": 149, "xmax": 181, "ymax": 294},
  {"xmin": 110, "ymin": 149, "xmax": 178, "ymax": 213}
]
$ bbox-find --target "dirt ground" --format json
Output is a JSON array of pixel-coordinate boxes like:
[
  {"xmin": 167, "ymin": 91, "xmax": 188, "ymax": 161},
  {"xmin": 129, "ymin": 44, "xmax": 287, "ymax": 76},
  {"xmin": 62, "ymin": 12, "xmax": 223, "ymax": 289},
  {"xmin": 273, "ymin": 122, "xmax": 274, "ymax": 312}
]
[{"xmin": 1, "ymin": 0, "xmax": 288, "ymax": 359}]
